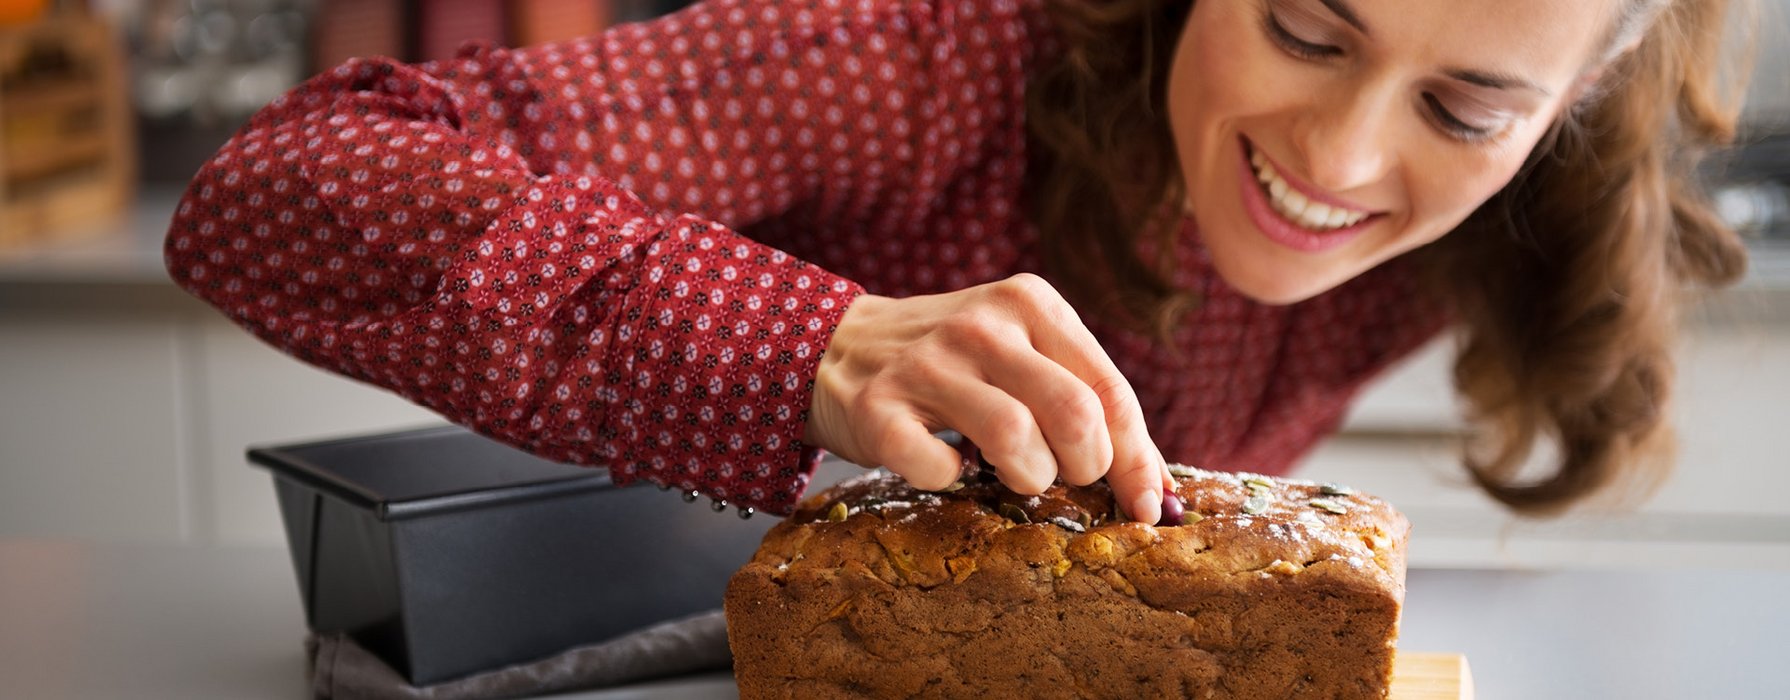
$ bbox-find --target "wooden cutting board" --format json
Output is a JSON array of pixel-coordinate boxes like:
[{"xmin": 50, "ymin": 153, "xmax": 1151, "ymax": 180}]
[{"xmin": 1390, "ymin": 652, "xmax": 1474, "ymax": 700}]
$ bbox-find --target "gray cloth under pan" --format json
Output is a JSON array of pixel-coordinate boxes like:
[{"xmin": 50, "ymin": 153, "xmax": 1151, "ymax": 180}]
[{"xmin": 305, "ymin": 610, "xmax": 733, "ymax": 699}]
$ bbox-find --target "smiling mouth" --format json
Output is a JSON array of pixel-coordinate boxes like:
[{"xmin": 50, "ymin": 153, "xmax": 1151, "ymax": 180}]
[{"xmin": 1243, "ymin": 142, "xmax": 1375, "ymax": 232}]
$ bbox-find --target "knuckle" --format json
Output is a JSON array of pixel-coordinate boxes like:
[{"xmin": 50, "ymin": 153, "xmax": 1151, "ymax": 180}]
[
  {"xmin": 979, "ymin": 404, "xmax": 1036, "ymax": 443},
  {"xmin": 848, "ymin": 381, "xmax": 893, "ymax": 420},
  {"xmin": 1055, "ymin": 388, "xmax": 1106, "ymax": 438},
  {"xmin": 998, "ymin": 271, "xmax": 1040, "ymax": 292},
  {"xmin": 1106, "ymin": 453, "xmax": 1154, "ymax": 484},
  {"xmin": 994, "ymin": 273, "xmax": 1052, "ymax": 308},
  {"xmin": 858, "ymin": 414, "xmax": 908, "ymax": 466},
  {"xmin": 1049, "ymin": 422, "xmax": 1098, "ymax": 464},
  {"xmin": 1051, "ymin": 434, "xmax": 1110, "ymax": 488},
  {"xmin": 939, "ymin": 311, "xmax": 1004, "ymax": 349},
  {"xmin": 1088, "ymin": 372, "xmax": 1139, "ymax": 414},
  {"xmin": 1056, "ymin": 427, "xmax": 1097, "ymax": 460},
  {"xmin": 1010, "ymin": 272, "xmax": 1055, "ymax": 297}
]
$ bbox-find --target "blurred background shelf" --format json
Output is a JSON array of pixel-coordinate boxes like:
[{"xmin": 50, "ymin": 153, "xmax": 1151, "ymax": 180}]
[{"xmin": 0, "ymin": 12, "xmax": 135, "ymax": 250}]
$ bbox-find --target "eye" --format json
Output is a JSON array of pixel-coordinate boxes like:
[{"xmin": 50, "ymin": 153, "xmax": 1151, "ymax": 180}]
[
  {"xmin": 1262, "ymin": 9, "xmax": 1342, "ymax": 60},
  {"xmin": 1421, "ymin": 94, "xmax": 1499, "ymax": 142}
]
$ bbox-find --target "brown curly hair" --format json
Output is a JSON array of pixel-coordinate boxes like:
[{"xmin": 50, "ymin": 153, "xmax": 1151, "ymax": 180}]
[{"xmin": 1025, "ymin": 0, "xmax": 1755, "ymax": 515}]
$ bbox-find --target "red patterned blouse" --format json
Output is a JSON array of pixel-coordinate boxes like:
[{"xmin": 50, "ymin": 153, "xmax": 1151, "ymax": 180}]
[{"xmin": 163, "ymin": 0, "xmax": 1446, "ymax": 515}]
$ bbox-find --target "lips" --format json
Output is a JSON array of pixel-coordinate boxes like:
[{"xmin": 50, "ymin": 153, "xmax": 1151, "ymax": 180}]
[
  {"xmin": 1235, "ymin": 137, "xmax": 1379, "ymax": 253},
  {"xmin": 1251, "ymin": 150, "xmax": 1371, "ymax": 230}
]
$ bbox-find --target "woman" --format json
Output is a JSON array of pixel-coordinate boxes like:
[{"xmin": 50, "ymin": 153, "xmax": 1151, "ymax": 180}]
[{"xmin": 164, "ymin": 0, "xmax": 1750, "ymax": 525}]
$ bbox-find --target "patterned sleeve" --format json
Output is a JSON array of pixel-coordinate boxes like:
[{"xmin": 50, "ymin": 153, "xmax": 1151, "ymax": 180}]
[{"xmin": 162, "ymin": 0, "xmax": 976, "ymax": 514}]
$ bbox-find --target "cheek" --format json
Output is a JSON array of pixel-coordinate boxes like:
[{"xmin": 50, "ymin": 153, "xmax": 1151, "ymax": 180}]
[
  {"xmin": 1188, "ymin": 25, "xmax": 1254, "ymax": 97},
  {"xmin": 1171, "ymin": 7, "xmax": 1274, "ymax": 126},
  {"xmin": 1407, "ymin": 136, "xmax": 1545, "ymax": 245},
  {"xmin": 1168, "ymin": 5, "xmax": 1283, "ymax": 191}
]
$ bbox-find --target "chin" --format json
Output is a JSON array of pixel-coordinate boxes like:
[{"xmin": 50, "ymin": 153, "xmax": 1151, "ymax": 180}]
[
  {"xmin": 1204, "ymin": 253, "xmax": 1332, "ymax": 305},
  {"xmin": 1226, "ymin": 275, "xmax": 1328, "ymax": 306}
]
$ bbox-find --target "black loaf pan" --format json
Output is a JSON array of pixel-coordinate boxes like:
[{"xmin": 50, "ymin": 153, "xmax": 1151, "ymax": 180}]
[{"xmin": 248, "ymin": 424, "xmax": 786, "ymax": 686}]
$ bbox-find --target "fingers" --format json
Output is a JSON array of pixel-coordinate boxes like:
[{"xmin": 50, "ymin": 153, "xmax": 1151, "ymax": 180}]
[
  {"xmin": 979, "ymin": 343, "xmax": 1113, "ymax": 487},
  {"xmin": 1105, "ymin": 440, "xmax": 1163, "ymax": 524},
  {"xmin": 859, "ymin": 405, "xmax": 966, "ymax": 492},
  {"xmin": 1087, "ymin": 374, "xmax": 1164, "ymax": 522},
  {"xmin": 990, "ymin": 274, "xmax": 1164, "ymax": 521},
  {"xmin": 809, "ymin": 276, "xmax": 1165, "ymax": 518},
  {"xmin": 927, "ymin": 377, "xmax": 1055, "ymax": 495},
  {"xmin": 852, "ymin": 363, "xmax": 1069, "ymax": 497}
]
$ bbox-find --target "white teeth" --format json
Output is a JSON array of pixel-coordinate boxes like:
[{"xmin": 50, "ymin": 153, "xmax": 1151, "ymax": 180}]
[
  {"xmin": 1248, "ymin": 148, "xmax": 1370, "ymax": 231},
  {"xmin": 1305, "ymin": 202, "xmax": 1334, "ymax": 226},
  {"xmin": 1283, "ymin": 189, "xmax": 1309, "ymax": 218}
]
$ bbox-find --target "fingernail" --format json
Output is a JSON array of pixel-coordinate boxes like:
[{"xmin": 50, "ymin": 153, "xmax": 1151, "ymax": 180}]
[{"xmin": 1130, "ymin": 490, "xmax": 1161, "ymax": 525}]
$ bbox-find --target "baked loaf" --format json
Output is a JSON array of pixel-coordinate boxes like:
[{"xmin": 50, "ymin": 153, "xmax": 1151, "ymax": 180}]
[{"xmin": 725, "ymin": 465, "xmax": 1410, "ymax": 699}]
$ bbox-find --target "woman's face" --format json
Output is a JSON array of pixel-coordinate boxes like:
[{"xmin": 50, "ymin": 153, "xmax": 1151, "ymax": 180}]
[{"xmin": 1168, "ymin": 0, "xmax": 1623, "ymax": 304}]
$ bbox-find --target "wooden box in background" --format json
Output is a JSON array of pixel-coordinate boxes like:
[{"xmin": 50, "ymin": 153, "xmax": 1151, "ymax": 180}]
[{"xmin": 0, "ymin": 14, "xmax": 134, "ymax": 250}]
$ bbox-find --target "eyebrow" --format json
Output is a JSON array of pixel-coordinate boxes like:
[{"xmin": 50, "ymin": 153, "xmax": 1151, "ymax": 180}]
[
  {"xmin": 1316, "ymin": 0, "xmax": 1370, "ymax": 35},
  {"xmin": 1313, "ymin": 0, "xmax": 1553, "ymax": 97},
  {"xmin": 1444, "ymin": 68, "xmax": 1554, "ymax": 96}
]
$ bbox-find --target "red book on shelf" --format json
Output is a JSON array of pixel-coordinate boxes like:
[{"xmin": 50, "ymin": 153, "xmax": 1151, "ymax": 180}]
[
  {"xmin": 511, "ymin": 0, "xmax": 612, "ymax": 46},
  {"xmin": 311, "ymin": 0, "xmax": 406, "ymax": 72},
  {"xmin": 415, "ymin": 0, "xmax": 508, "ymax": 62}
]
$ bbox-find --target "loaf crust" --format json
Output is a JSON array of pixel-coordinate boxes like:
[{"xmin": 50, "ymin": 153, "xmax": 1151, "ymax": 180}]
[{"xmin": 725, "ymin": 466, "xmax": 1410, "ymax": 699}]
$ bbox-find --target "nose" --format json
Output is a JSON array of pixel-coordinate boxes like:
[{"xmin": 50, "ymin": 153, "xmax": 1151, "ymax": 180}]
[{"xmin": 1290, "ymin": 80, "xmax": 1398, "ymax": 194}]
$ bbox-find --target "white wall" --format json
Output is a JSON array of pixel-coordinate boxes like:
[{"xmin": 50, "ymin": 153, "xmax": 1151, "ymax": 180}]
[
  {"xmin": 1742, "ymin": 0, "xmax": 1790, "ymax": 129},
  {"xmin": 0, "ymin": 308, "xmax": 442, "ymax": 545},
  {"xmin": 1318, "ymin": 326, "xmax": 1790, "ymax": 569}
]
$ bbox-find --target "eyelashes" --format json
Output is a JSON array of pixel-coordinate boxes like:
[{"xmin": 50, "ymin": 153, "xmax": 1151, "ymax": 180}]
[
  {"xmin": 1257, "ymin": 4, "xmax": 1501, "ymax": 143},
  {"xmin": 1422, "ymin": 94, "xmax": 1498, "ymax": 141},
  {"xmin": 1260, "ymin": 7, "xmax": 1340, "ymax": 59}
]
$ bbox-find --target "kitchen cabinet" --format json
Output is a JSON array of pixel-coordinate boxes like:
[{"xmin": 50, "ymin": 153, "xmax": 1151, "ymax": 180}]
[
  {"xmin": 193, "ymin": 318, "xmax": 439, "ymax": 544},
  {"xmin": 0, "ymin": 302, "xmax": 441, "ymax": 544},
  {"xmin": 0, "ymin": 314, "xmax": 187, "ymax": 541}
]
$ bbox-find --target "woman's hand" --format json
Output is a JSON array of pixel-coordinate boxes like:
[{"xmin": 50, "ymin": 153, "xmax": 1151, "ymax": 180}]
[{"xmin": 804, "ymin": 274, "xmax": 1176, "ymax": 524}]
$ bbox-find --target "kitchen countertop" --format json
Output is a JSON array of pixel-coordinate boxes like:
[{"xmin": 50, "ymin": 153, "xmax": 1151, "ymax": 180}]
[
  {"xmin": 2, "ymin": 539, "xmax": 1784, "ymax": 699},
  {"xmin": 0, "ymin": 187, "xmax": 199, "ymax": 316}
]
